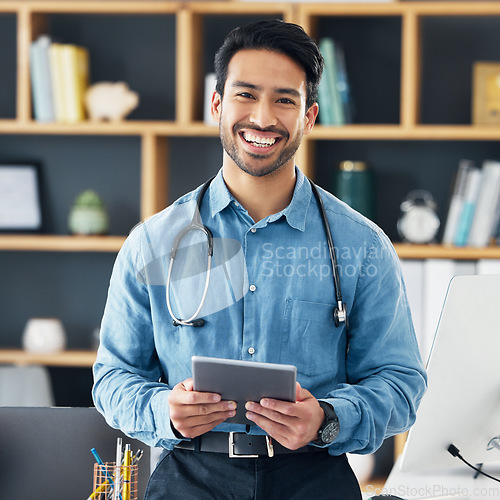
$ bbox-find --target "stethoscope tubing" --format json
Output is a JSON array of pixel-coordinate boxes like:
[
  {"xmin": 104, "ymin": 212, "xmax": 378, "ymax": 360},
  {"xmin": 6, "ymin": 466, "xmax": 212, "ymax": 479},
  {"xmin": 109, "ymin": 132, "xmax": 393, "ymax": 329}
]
[{"xmin": 166, "ymin": 176, "xmax": 348, "ymax": 329}]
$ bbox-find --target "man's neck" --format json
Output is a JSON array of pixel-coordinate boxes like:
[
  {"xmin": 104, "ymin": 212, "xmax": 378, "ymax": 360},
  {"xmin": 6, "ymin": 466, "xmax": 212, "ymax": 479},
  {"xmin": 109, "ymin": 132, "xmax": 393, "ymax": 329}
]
[{"xmin": 222, "ymin": 163, "xmax": 296, "ymax": 223}]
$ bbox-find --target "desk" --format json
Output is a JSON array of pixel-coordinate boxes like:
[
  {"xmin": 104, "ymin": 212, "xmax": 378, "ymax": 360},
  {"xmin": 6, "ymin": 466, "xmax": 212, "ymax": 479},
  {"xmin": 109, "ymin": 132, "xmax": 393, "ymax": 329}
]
[{"xmin": 376, "ymin": 457, "xmax": 500, "ymax": 500}]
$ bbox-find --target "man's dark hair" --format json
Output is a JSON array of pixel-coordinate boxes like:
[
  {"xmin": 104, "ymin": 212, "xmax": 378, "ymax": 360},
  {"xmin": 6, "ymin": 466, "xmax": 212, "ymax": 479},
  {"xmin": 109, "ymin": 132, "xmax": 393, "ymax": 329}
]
[{"xmin": 214, "ymin": 19, "xmax": 324, "ymax": 110}]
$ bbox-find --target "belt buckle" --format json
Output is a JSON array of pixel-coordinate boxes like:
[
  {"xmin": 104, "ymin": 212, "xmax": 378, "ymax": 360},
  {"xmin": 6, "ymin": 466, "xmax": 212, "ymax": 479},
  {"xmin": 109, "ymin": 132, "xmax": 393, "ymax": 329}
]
[
  {"xmin": 229, "ymin": 432, "xmax": 258, "ymax": 458},
  {"xmin": 228, "ymin": 432, "xmax": 274, "ymax": 458}
]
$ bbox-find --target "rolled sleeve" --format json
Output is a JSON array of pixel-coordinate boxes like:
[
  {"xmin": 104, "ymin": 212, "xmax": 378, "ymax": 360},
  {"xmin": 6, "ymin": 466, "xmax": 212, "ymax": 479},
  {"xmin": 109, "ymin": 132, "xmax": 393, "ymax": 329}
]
[
  {"xmin": 326, "ymin": 232, "xmax": 427, "ymax": 455},
  {"xmin": 92, "ymin": 228, "xmax": 180, "ymax": 448}
]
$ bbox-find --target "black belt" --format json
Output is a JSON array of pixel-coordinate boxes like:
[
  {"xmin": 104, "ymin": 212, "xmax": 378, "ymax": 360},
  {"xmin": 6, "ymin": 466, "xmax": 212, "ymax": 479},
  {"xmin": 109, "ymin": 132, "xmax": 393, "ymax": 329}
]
[{"xmin": 175, "ymin": 431, "xmax": 325, "ymax": 458}]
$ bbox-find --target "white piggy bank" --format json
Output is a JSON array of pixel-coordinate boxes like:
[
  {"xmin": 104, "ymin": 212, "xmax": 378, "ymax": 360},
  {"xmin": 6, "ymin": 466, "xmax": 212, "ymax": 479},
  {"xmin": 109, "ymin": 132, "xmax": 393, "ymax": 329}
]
[{"xmin": 85, "ymin": 82, "xmax": 139, "ymax": 121}]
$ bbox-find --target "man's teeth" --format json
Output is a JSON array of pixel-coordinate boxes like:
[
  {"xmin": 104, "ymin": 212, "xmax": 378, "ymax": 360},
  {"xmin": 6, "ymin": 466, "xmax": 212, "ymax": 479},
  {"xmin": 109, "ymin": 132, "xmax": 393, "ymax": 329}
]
[{"xmin": 243, "ymin": 133, "xmax": 277, "ymax": 147}]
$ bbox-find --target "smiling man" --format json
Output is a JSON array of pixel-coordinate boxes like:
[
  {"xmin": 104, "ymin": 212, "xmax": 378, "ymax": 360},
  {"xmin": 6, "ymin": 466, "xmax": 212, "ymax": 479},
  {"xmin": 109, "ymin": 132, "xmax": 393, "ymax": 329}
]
[{"xmin": 93, "ymin": 20, "xmax": 427, "ymax": 500}]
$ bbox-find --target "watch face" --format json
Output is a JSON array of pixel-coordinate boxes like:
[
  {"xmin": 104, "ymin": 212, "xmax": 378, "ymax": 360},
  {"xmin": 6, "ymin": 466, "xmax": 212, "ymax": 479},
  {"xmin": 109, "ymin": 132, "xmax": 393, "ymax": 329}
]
[
  {"xmin": 398, "ymin": 206, "xmax": 440, "ymax": 244},
  {"xmin": 321, "ymin": 421, "xmax": 340, "ymax": 444}
]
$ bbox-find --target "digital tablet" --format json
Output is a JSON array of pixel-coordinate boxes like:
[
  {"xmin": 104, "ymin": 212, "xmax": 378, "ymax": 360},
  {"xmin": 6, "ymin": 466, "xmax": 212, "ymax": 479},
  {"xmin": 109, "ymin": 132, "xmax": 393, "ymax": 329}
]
[{"xmin": 192, "ymin": 356, "xmax": 297, "ymax": 425}]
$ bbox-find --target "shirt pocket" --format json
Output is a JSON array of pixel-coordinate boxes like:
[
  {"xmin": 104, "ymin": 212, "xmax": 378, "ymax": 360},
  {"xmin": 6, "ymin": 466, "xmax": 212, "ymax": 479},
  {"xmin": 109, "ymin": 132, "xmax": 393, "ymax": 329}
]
[{"xmin": 280, "ymin": 298, "xmax": 344, "ymax": 377}]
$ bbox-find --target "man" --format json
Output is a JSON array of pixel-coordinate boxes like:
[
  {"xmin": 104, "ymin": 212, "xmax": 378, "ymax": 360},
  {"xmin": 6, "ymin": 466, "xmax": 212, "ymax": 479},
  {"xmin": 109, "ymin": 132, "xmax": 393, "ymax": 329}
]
[{"xmin": 93, "ymin": 20, "xmax": 427, "ymax": 499}]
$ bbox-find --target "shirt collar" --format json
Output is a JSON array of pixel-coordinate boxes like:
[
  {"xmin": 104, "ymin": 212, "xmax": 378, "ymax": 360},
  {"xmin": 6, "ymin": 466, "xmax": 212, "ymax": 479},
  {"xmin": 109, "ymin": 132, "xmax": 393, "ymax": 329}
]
[
  {"xmin": 209, "ymin": 167, "xmax": 312, "ymax": 232},
  {"xmin": 209, "ymin": 168, "xmax": 233, "ymax": 217}
]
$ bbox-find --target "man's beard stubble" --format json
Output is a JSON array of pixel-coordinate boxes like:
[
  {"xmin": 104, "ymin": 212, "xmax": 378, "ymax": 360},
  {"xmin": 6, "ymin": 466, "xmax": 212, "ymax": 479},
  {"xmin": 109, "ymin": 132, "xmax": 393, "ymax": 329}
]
[{"xmin": 219, "ymin": 120, "xmax": 303, "ymax": 178}]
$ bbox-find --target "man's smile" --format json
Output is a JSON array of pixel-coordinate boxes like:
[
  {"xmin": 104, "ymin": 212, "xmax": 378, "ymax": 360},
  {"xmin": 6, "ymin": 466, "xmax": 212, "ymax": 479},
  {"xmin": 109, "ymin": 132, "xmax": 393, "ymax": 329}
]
[
  {"xmin": 242, "ymin": 131, "xmax": 279, "ymax": 147},
  {"xmin": 236, "ymin": 127, "xmax": 287, "ymax": 156}
]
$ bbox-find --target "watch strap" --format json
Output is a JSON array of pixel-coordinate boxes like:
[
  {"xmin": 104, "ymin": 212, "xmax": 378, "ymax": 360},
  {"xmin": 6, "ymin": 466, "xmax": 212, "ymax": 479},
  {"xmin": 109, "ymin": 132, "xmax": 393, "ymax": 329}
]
[
  {"xmin": 313, "ymin": 401, "xmax": 339, "ymax": 446},
  {"xmin": 318, "ymin": 400, "xmax": 337, "ymax": 421}
]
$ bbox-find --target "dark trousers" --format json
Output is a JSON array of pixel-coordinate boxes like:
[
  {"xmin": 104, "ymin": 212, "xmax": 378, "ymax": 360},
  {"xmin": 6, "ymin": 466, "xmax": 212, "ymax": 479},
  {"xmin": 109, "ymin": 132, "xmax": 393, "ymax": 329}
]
[{"xmin": 145, "ymin": 448, "xmax": 362, "ymax": 500}]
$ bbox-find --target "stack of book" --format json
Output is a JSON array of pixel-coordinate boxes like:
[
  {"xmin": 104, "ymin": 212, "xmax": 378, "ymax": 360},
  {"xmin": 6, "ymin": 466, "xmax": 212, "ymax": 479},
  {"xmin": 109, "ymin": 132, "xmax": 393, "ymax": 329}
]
[
  {"xmin": 442, "ymin": 159, "xmax": 500, "ymax": 247},
  {"xmin": 30, "ymin": 35, "xmax": 90, "ymax": 124},
  {"xmin": 317, "ymin": 37, "xmax": 353, "ymax": 126}
]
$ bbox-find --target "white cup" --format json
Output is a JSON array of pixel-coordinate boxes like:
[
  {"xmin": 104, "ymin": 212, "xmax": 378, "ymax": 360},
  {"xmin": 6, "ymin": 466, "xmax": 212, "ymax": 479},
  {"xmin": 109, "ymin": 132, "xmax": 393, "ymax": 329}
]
[{"xmin": 22, "ymin": 318, "xmax": 67, "ymax": 354}]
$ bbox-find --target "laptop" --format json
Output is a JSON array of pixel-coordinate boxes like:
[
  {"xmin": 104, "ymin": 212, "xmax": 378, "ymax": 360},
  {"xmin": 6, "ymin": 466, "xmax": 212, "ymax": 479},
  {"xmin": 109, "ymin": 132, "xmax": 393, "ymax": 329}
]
[{"xmin": 0, "ymin": 407, "xmax": 151, "ymax": 499}]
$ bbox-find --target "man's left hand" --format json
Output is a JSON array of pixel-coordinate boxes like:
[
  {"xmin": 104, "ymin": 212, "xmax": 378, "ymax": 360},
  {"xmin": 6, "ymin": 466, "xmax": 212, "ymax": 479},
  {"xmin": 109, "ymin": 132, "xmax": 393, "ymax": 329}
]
[{"xmin": 245, "ymin": 382, "xmax": 325, "ymax": 450}]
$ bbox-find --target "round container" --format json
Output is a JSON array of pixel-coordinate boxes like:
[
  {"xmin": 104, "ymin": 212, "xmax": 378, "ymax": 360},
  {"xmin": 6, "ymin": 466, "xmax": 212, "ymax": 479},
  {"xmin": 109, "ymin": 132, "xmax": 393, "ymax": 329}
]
[
  {"xmin": 333, "ymin": 161, "xmax": 375, "ymax": 220},
  {"xmin": 22, "ymin": 318, "xmax": 66, "ymax": 354},
  {"xmin": 68, "ymin": 205, "xmax": 109, "ymax": 235}
]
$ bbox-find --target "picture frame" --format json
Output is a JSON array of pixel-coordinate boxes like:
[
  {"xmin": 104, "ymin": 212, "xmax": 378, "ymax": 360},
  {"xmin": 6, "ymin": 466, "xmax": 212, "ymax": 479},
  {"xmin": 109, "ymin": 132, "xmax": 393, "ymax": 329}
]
[
  {"xmin": 472, "ymin": 62, "xmax": 500, "ymax": 125},
  {"xmin": 0, "ymin": 163, "xmax": 43, "ymax": 232}
]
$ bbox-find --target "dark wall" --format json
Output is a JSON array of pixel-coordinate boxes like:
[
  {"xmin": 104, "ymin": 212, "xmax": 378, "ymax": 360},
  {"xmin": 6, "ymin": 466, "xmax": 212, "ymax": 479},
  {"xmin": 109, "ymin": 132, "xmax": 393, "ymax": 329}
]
[{"xmin": 2, "ymin": 13, "xmax": 500, "ymax": 406}]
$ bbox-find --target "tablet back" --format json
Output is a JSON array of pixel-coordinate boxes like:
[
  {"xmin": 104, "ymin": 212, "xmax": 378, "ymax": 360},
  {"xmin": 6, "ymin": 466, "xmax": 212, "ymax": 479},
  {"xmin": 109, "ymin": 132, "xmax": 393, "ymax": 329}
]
[{"xmin": 192, "ymin": 356, "xmax": 296, "ymax": 425}]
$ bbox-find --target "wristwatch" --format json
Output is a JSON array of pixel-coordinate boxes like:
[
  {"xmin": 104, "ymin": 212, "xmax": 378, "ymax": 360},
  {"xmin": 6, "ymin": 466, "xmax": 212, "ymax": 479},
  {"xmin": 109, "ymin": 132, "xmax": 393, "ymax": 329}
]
[{"xmin": 313, "ymin": 401, "xmax": 340, "ymax": 445}]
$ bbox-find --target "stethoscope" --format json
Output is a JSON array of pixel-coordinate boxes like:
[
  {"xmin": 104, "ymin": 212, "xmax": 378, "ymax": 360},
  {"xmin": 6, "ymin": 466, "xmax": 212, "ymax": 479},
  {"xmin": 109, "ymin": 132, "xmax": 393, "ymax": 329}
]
[{"xmin": 166, "ymin": 176, "xmax": 348, "ymax": 330}]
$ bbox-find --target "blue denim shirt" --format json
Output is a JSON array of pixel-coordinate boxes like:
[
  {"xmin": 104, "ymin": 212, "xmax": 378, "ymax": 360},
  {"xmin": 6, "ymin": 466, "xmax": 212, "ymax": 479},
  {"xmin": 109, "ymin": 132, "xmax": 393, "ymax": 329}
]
[{"xmin": 93, "ymin": 167, "xmax": 427, "ymax": 455}]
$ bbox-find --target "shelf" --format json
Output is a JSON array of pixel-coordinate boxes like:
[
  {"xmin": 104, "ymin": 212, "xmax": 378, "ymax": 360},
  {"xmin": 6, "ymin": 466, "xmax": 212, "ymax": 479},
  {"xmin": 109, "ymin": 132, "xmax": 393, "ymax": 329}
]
[
  {"xmin": 3, "ymin": 120, "xmax": 500, "ymax": 141},
  {"xmin": 0, "ymin": 119, "xmax": 220, "ymax": 137},
  {"xmin": 2, "ymin": 236, "xmax": 499, "ymax": 259},
  {"xmin": 393, "ymin": 244, "xmax": 500, "ymax": 260},
  {"xmin": 0, "ymin": 1, "xmax": 181, "ymax": 14},
  {"xmin": 310, "ymin": 125, "xmax": 500, "ymax": 141},
  {"xmin": 0, "ymin": 349, "xmax": 96, "ymax": 367},
  {"xmin": 0, "ymin": 235, "xmax": 125, "ymax": 252},
  {"xmin": 298, "ymin": 1, "xmax": 500, "ymax": 17}
]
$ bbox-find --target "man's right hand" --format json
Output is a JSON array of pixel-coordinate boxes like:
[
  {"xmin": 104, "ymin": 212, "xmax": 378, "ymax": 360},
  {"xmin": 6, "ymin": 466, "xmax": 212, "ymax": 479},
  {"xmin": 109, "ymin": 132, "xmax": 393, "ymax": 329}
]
[{"xmin": 168, "ymin": 377, "xmax": 237, "ymax": 439}]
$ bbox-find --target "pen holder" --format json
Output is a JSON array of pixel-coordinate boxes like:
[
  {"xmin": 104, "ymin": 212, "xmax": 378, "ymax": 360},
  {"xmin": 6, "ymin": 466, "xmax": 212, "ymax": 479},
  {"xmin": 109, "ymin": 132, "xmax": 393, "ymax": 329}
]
[{"xmin": 93, "ymin": 462, "xmax": 138, "ymax": 500}]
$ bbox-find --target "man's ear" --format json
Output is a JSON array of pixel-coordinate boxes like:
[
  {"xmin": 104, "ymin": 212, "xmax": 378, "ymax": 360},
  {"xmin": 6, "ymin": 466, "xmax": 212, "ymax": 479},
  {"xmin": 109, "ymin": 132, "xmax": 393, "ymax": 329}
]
[
  {"xmin": 211, "ymin": 91, "xmax": 222, "ymax": 123},
  {"xmin": 304, "ymin": 102, "xmax": 319, "ymax": 135}
]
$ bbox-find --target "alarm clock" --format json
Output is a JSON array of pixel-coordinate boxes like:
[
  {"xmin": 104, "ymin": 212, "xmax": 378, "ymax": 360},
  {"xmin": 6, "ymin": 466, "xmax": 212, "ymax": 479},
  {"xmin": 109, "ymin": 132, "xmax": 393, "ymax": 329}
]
[{"xmin": 397, "ymin": 190, "xmax": 440, "ymax": 244}]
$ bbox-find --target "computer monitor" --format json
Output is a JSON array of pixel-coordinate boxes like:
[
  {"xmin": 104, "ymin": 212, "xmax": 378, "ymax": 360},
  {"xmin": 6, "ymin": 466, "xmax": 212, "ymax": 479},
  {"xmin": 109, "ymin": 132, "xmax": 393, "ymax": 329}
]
[{"xmin": 400, "ymin": 274, "xmax": 500, "ymax": 473}]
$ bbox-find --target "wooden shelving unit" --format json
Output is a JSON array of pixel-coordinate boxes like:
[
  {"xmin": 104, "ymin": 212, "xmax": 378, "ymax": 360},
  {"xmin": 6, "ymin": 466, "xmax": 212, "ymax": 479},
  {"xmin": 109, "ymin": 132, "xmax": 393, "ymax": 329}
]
[
  {"xmin": 0, "ymin": 1, "xmax": 499, "ymax": 254},
  {"xmin": 1, "ymin": 2, "xmax": 500, "ymax": 365},
  {"xmin": 1, "ymin": 1, "xmax": 499, "ymax": 468}
]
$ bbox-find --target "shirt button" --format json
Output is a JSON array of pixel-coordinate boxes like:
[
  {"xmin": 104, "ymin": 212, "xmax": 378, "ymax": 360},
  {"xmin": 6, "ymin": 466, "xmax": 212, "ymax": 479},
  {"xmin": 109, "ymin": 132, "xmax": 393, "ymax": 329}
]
[
  {"xmin": 248, "ymin": 347, "xmax": 255, "ymax": 355},
  {"xmin": 249, "ymin": 284, "xmax": 257, "ymax": 292},
  {"xmin": 250, "ymin": 228, "xmax": 257, "ymax": 233}
]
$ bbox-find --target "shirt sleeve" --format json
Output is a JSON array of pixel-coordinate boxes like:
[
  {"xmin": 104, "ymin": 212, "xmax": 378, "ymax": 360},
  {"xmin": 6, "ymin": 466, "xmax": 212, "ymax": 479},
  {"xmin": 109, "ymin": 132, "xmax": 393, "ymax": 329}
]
[
  {"xmin": 325, "ymin": 230, "xmax": 427, "ymax": 455},
  {"xmin": 92, "ymin": 228, "xmax": 182, "ymax": 449}
]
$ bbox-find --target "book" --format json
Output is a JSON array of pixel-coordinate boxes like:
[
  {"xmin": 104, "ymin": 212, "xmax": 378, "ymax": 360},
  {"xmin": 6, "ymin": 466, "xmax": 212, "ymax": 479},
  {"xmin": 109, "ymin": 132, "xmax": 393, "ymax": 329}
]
[
  {"xmin": 453, "ymin": 166, "xmax": 482, "ymax": 247},
  {"xmin": 49, "ymin": 43, "xmax": 68, "ymax": 123},
  {"xmin": 59, "ymin": 44, "xmax": 89, "ymax": 123},
  {"xmin": 49, "ymin": 43, "xmax": 90, "ymax": 124},
  {"xmin": 318, "ymin": 38, "xmax": 344, "ymax": 126},
  {"xmin": 317, "ymin": 40, "xmax": 335, "ymax": 125},
  {"xmin": 467, "ymin": 160, "xmax": 500, "ymax": 247},
  {"xmin": 29, "ymin": 35, "xmax": 55, "ymax": 122},
  {"xmin": 334, "ymin": 43, "xmax": 353, "ymax": 124},
  {"xmin": 490, "ymin": 197, "xmax": 500, "ymax": 245},
  {"xmin": 441, "ymin": 159, "xmax": 475, "ymax": 245}
]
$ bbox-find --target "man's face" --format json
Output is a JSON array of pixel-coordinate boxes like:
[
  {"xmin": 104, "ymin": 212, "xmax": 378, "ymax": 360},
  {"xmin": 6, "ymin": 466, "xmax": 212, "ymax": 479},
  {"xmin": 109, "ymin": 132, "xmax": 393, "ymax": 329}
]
[{"xmin": 211, "ymin": 49, "xmax": 318, "ymax": 178}]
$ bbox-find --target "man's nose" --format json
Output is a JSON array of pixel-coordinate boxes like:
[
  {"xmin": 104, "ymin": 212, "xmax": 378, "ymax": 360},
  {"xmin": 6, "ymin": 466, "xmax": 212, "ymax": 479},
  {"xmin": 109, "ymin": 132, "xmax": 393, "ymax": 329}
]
[{"xmin": 249, "ymin": 100, "xmax": 278, "ymax": 129}]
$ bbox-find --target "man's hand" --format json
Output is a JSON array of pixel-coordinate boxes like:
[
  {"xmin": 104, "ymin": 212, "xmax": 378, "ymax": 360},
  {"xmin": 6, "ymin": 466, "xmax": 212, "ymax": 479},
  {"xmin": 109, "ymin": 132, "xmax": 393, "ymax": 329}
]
[
  {"xmin": 244, "ymin": 382, "xmax": 325, "ymax": 450},
  {"xmin": 169, "ymin": 378, "xmax": 236, "ymax": 439}
]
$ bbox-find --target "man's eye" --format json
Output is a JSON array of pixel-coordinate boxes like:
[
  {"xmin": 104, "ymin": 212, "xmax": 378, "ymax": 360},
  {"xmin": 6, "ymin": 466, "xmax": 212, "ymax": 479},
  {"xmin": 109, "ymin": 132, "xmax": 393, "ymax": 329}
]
[
  {"xmin": 277, "ymin": 98, "xmax": 295, "ymax": 105},
  {"xmin": 237, "ymin": 92, "xmax": 255, "ymax": 99}
]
